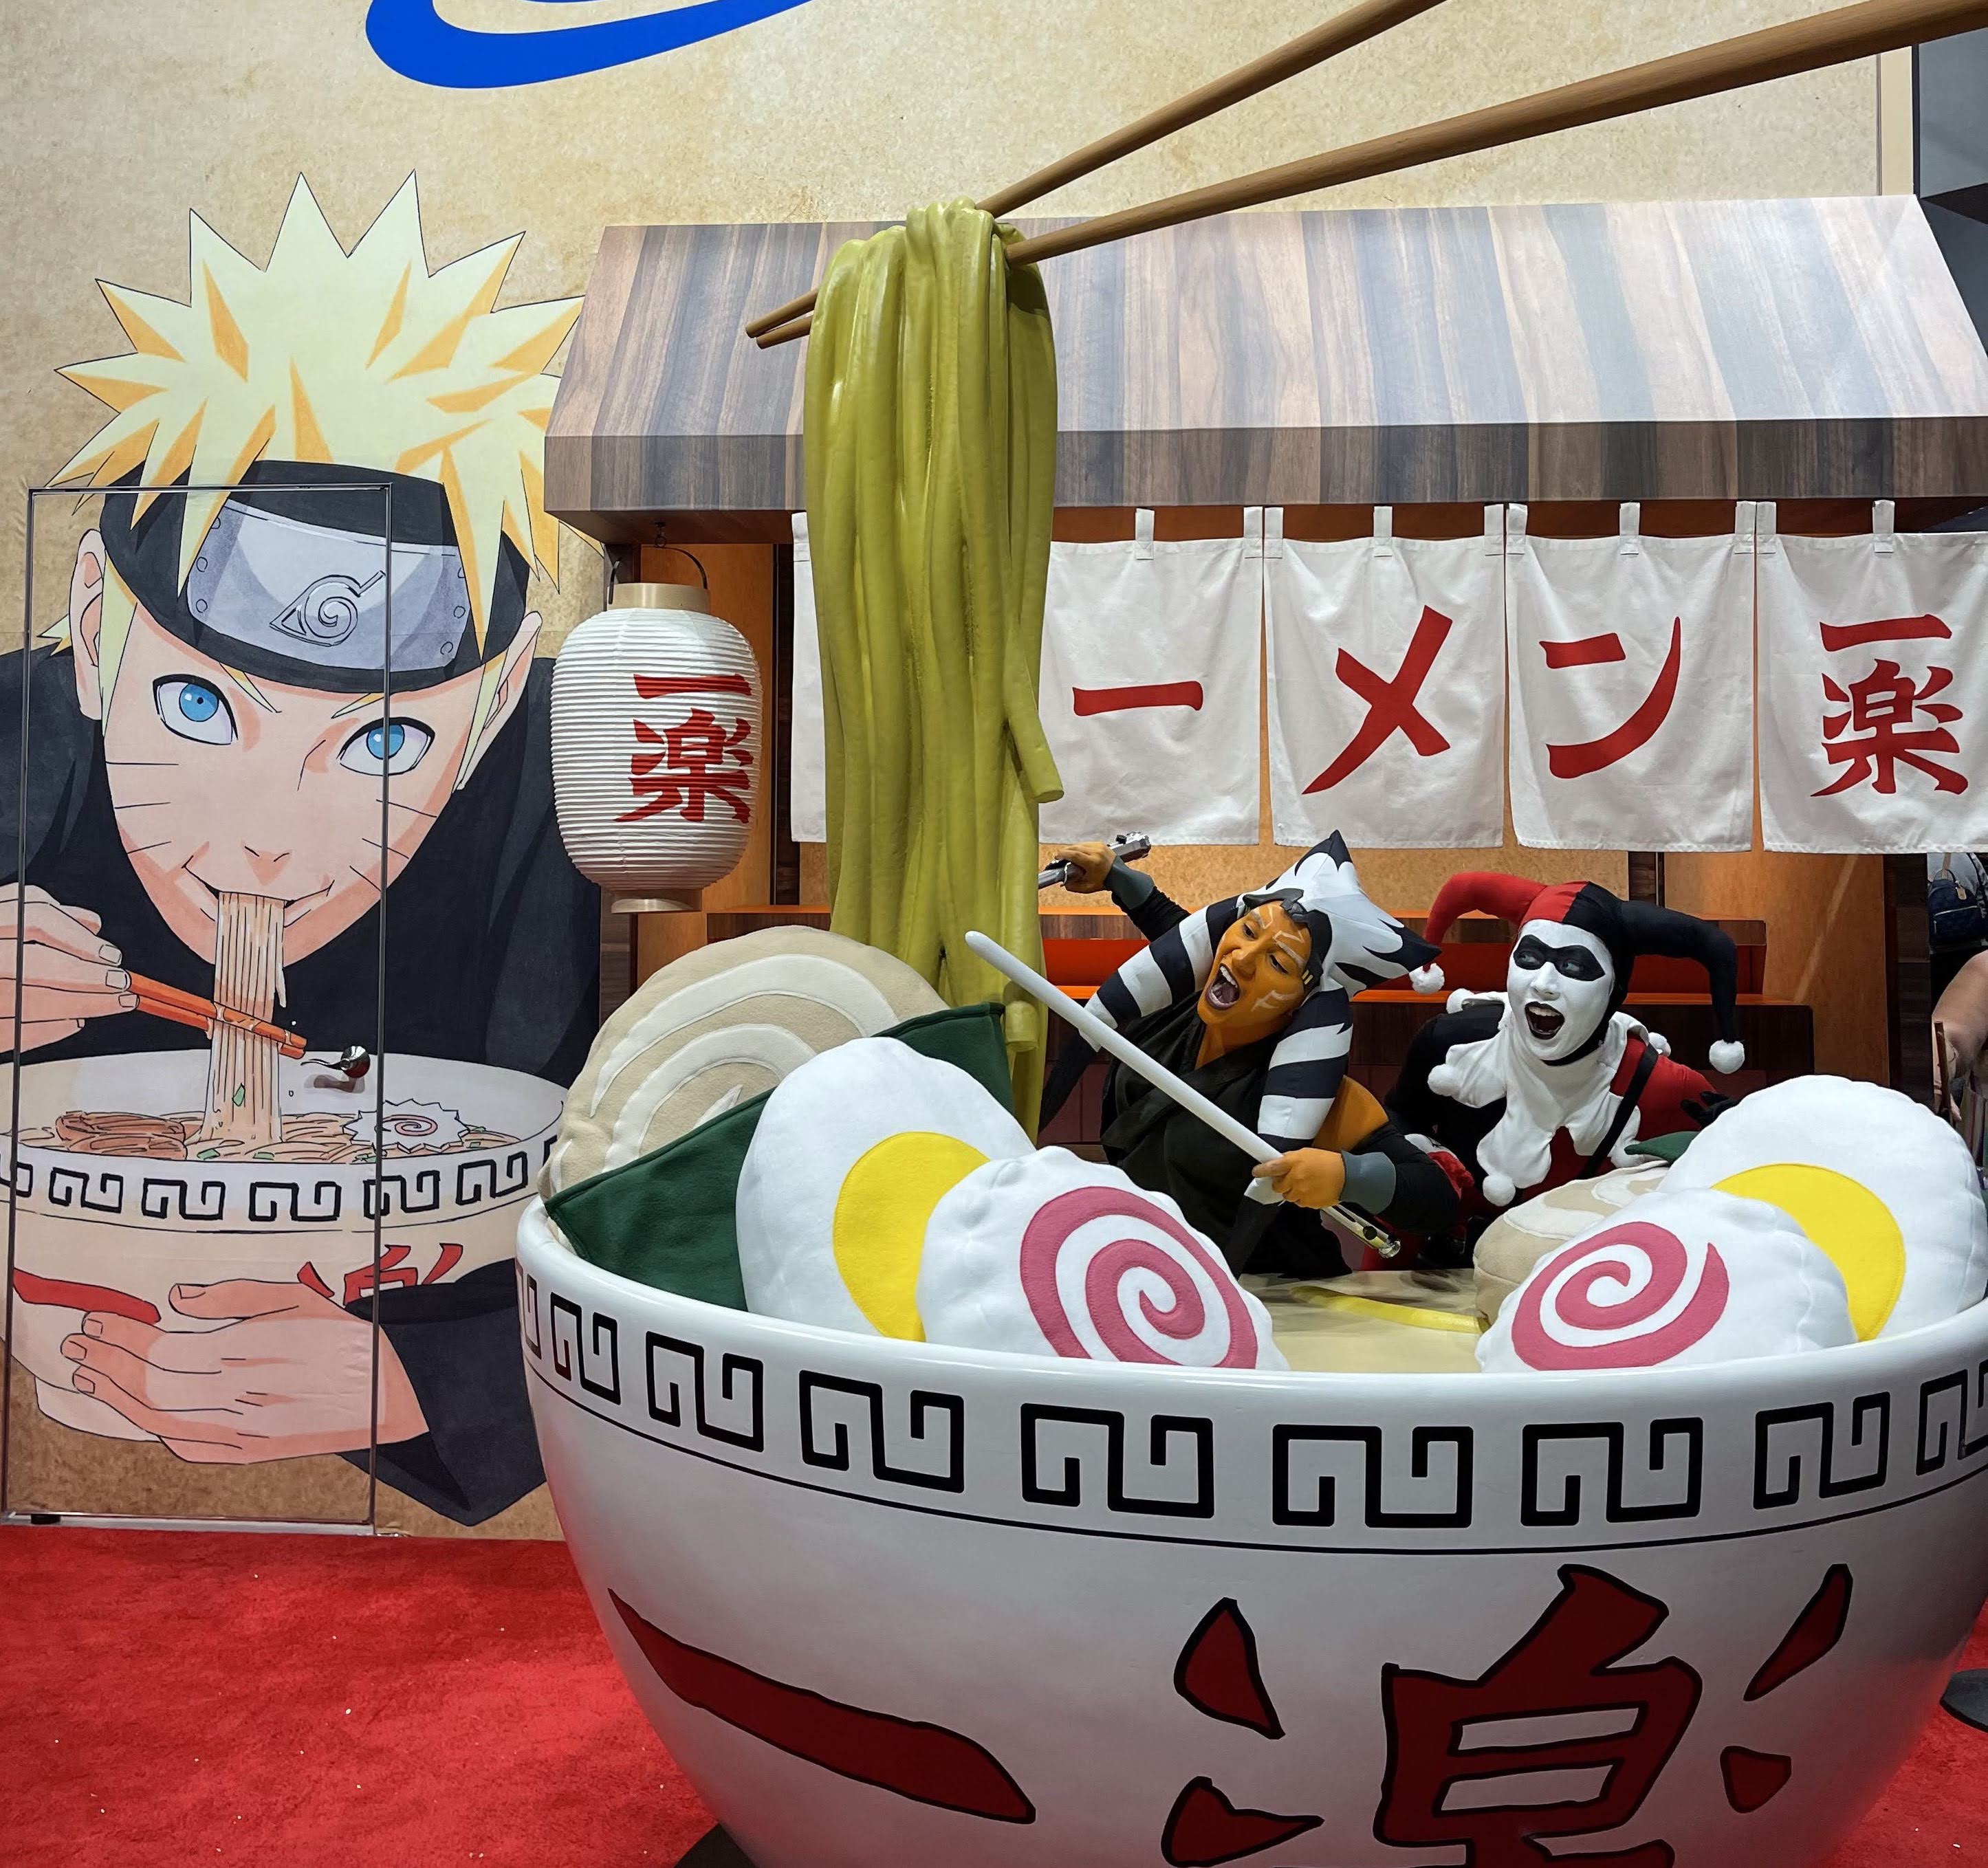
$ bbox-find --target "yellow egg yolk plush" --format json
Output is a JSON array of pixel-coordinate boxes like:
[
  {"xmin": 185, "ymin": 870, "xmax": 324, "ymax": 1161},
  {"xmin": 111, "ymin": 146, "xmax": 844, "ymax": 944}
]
[
  {"xmin": 831, "ymin": 1132, "xmax": 991, "ymax": 1340},
  {"xmin": 1713, "ymin": 1163, "xmax": 1905, "ymax": 1341}
]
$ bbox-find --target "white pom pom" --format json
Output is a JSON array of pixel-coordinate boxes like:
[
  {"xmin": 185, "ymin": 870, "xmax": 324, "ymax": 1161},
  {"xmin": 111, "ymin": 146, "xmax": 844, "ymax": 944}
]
[
  {"xmin": 1709, "ymin": 1039, "xmax": 1746, "ymax": 1076},
  {"xmin": 1409, "ymin": 964, "xmax": 1445, "ymax": 996},
  {"xmin": 1483, "ymin": 1172, "xmax": 1517, "ymax": 1208},
  {"xmin": 1445, "ymin": 989, "xmax": 1474, "ymax": 1015},
  {"xmin": 1646, "ymin": 1031, "xmax": 1672, "ymax": 1057},
  {"xmin": 1428, "ymin": 1063, "xmax": 1463, "ymax": 1098}
]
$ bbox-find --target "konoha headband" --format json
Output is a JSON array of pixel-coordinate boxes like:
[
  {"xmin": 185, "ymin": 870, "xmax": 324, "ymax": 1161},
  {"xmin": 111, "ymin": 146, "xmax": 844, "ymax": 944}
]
[
  {"xmin": 183, "ymin": 501, "xmax": 471, "ymax": 681},
  {"xmin": 99, "ymin": 462, "xmax": 530, "ymax": 694}
]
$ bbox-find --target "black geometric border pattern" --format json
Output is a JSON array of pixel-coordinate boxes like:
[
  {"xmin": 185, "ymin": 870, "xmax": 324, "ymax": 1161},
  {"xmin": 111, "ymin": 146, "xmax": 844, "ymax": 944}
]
[
  {"xmin": 9, "ymin": 1152, "xmax": 545, "ymax": 1227},
  {"xmin": 803, "ymin": 1375, "xmax": 964, "ymax": 1493},
  {"xmin": 45, "ymin": 1165, "xmax": 125, "ymax": 1213},
  {"xmin": 1753, "ymin": 1393, "xmax": 1891, "ymax": 1509},
  {"xmin": 1916, "ymin": 1359, "xmax": 1988, "ymax": 1476},
  {"xmin": 141, "ymin": 1176, "xmax": 227, "ymax": 1222},
  {"xmin": 518, "ymin": 1280, "xmax": 1988, "ymax": 1546},
  {"xmin": 1521, "ymin": 1419, "xmax": 1703, "ymax": 1528},
  {"xmin": 1272, "ymin": 1423, "xmax": 1472, "ymax": 1528},
  {"xmin": 1023, "ymin": 1404, "xmax": 1213, "ymax": 1517}
]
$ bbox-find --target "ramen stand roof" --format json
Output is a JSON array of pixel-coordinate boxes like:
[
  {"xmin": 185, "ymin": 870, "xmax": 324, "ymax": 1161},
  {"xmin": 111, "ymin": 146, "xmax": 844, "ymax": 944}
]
[{"xmin": 545, "ymin": 196, "xmax": 1988, "ymax": 542}]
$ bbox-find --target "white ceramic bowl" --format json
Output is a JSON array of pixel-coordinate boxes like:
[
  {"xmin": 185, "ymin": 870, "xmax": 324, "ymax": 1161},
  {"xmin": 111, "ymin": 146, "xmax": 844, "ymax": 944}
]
[
  {"xmin": 4, "ymin": 1051, "xmax": 562, "ymax": 1439},
  {"xmin": 520, "ymin": 1200, "xmax": 1988, "ymax": 1868}
]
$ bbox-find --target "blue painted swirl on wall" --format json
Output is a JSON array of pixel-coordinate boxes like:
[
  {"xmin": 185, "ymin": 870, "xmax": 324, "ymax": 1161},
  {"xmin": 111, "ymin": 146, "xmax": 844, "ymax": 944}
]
[{"xmin": 367, "ymin": 0, "xmax": 811, "ymax": 89}]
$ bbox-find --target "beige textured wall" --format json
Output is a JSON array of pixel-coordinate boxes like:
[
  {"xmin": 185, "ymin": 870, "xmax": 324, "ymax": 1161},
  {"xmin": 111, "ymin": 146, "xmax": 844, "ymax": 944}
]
[
  {"xmin": 3, "ymin": 1, "xmax": 1882, "ymax": 625},
  {"xmin": 0, "ymin": 0, "xmax": 1885, "ymax": 857}
]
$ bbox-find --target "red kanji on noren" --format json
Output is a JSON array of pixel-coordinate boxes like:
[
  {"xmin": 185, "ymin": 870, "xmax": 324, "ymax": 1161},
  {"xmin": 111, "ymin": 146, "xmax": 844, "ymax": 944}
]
[
  {"xmin": 1304, "ymin": 605, "xmax": 1454, "ymax": 793},
  {"xmin": 1816, "ymin": 661, "xmax": 1967, "ymax": 798},
  {"xmin": 620, "ymin": 699, "xmax": 754, "ymax": 825},
  {"xmin": 1811, "ymin": 613, "xmax": 1965, "ymax": 799},
  {"xmin": 1374, "ymin": 1566, "xmax": 1700, "ymax": 1866},
  {"xmin": 1543, "ymin": 619, "xmax": 1684, "ymax": 780}
]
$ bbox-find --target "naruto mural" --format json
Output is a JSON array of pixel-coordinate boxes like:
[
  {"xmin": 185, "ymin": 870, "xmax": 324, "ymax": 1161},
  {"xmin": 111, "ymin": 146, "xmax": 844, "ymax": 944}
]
[{"xmin": 2, "ymin": 178, "xmax": 598, "ymax": 1527}]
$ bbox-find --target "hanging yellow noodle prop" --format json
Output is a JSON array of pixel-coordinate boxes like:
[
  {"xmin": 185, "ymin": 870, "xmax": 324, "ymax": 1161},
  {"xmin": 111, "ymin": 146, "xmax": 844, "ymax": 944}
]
[
  {"xmin": 199, "ymin": 891, "xmax": 286, "ymax": 1147},
  {"xmin": 805, "ymin": 201, "xmax": 1062, "ymax": 1130}
]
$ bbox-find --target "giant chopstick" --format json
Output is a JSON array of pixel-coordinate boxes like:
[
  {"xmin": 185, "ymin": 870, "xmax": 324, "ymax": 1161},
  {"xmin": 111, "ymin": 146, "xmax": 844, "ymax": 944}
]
[{"xmin": 755, "ymin": 0, "xmax": 1988, "ymax": 348}]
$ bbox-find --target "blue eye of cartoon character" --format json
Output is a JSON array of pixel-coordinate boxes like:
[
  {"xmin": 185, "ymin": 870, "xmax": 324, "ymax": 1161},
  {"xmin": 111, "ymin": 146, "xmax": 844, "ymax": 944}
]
[
  {"xmin": 338, "ymin": 716, "xmax": 434, "ymax": 778},
  {"xmin": 153, "ymin": 677, "xmax": 237, "ymax": 746}
]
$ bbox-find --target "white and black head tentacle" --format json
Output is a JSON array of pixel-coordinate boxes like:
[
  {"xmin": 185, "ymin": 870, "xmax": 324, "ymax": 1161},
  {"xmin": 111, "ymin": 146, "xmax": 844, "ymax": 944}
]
[
  {"xmin": 1255, "ymin": 986, "xmax": 1353, "ymax": 1153},
  {"xmin": 1089, "ymin": 897, "xmax": 1243, "ymax": 1040}
]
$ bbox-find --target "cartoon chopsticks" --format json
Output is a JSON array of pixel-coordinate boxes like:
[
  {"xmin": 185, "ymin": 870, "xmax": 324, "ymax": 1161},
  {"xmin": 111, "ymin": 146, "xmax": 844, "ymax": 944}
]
[{"xmin": 126, "ymin": 974, "xmax": 307, "ymax": 1059}]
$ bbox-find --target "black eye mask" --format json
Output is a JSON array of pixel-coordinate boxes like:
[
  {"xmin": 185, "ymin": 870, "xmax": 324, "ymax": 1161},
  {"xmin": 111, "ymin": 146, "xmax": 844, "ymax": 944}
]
[{"xmin": 1511, "ymin": 933, "xmax": 1611, "ymax": 984}]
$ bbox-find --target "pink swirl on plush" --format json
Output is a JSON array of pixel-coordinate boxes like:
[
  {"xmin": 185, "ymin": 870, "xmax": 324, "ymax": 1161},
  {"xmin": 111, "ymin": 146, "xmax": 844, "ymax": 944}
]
[
  {"xmin": 1018, "ymin": 1186, "xmax": 1259, "ymax": 1367},
  {"xmin": 1510, "ymin": 1219, "xmax": 1730, "ymax": 1370}
]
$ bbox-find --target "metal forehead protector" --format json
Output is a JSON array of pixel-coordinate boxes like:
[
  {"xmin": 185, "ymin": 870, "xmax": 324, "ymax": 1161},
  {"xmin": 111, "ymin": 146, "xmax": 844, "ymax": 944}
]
[{"xmin": 183, "ymin": 501, "xmax": 473, "ymax": 678}]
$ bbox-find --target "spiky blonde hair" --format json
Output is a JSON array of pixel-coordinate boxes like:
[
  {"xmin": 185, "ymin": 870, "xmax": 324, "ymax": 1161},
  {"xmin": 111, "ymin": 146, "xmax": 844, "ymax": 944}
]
[{"xmin": 54, "ymin": 174, "xmax": 580, "ymax": 647}]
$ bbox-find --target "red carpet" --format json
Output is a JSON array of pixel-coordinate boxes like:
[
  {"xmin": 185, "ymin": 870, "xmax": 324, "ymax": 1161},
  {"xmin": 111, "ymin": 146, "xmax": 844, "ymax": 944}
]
[{"xmin": 1, "ymin": 1524, "xmax": 1982, "ymax": 1867}]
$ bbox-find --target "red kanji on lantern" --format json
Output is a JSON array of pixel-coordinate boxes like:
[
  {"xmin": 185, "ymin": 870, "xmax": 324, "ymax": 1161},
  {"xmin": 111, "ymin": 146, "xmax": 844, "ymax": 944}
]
[
  {"xmin": 619, "ymin": 674, "xmax": 755, "ymax": 826},
  {"xmin": 1373, "ymin": 1566, "xmax": 1700, "ymax": 1867},
  {"xmin": 1813, "ymin": 615, "xmax": 1965, "ymax": 798}
]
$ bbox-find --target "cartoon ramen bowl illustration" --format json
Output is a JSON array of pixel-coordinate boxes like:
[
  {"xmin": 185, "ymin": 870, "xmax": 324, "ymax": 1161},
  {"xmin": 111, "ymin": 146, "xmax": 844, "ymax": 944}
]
[
  {"xmin": 5, "ymin": 1049, "xmax": 563, "ymax": 1440},
  {"xmin": 519, "ymin": 1196, "xmax": 1988, "ymax": 1868}
]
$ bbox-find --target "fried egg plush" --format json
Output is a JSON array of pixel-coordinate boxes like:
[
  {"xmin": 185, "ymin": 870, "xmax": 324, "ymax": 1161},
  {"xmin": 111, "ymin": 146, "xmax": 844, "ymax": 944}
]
[
  {"xmin": 735, "ymin": 1037, "xmax": 1032, "ymax": 1338},
  {"xmin": 1478, "ymin": 1187, "xmax": 1854, "ymax": 1374},
  {"xmin": 1665, "ymin": 1076, "xmax": 1988, "ymax": 1339},
  {"xmin": 917, "ymin": 1148, "xmax": 1288, "ymax": 1371},
  {"xmin": 548, "ymin": 927, "xmax": 944, "ymax": 1195}
]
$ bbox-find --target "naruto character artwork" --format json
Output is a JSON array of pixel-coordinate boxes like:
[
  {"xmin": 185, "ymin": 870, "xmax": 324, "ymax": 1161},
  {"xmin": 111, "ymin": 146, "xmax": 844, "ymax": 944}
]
[{"xmin": 1, "ymin": 178, "xmax": 599, "ymax": 1527}]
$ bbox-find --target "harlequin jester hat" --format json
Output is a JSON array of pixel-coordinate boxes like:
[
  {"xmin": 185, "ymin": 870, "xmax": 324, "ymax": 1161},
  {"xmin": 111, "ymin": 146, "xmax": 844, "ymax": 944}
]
[
  {"xmin": 1422, "ymin": 872, "xmax": 1745, "ymax": 1075},
  {"xmin": 1089, "ymin": 833, "xmax": 1441, "ymax": 1160}
]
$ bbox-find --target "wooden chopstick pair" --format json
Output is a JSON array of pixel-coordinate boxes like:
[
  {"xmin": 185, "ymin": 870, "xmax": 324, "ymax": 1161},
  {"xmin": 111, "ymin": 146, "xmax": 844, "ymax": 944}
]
[
  {"xmin": 743, "ymin": 0, "xmax": 1445, "ymax": 342},
  {"xmin": 128, "ymin": 974, "xmax": 307, "ymax": 1059},
  {"xmin": 750, "ymin": 0, "xmax": 1988, "ymax": 349}
]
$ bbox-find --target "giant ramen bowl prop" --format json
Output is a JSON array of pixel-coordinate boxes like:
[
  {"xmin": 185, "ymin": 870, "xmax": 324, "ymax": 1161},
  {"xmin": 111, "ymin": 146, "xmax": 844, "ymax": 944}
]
[
  {"xmin": 5, "ymin": 1050, "xmax": 563, "ymax": 1440},
  {"xmin": 520, "ymin": 1200, "xmax": 1988, "ymax": 1868}
]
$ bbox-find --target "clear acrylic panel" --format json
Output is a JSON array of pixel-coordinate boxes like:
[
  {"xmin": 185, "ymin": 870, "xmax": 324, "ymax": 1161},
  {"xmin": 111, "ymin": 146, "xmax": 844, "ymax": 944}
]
[{"xmin": 3, "ymin": 481, "xmax": 391, "ymax": 1526}]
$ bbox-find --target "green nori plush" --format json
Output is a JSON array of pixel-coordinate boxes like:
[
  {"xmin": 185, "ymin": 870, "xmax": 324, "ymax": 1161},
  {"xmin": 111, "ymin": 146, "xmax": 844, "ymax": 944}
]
[
  {"xmin": 545, "ymin": 1002, "xmax": 1014, "ymax": 1309},
  {"xmin": 1626, "ymin": 1129, "xmax": 1698, "ymax": 1165}
]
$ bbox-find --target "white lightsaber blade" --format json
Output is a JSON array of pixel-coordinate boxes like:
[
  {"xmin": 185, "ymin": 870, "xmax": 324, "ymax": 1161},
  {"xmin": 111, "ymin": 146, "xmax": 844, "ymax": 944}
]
[{"xmin": 965, "ymin": 929, "xmax": 1396, "ymax": 1254}]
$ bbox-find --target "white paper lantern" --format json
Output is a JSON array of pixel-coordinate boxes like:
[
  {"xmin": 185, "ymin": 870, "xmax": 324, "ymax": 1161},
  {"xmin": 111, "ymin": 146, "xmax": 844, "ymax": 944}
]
[{"xmin": 551, "ymin": 581, "xmax": 762, "ymax": 912}]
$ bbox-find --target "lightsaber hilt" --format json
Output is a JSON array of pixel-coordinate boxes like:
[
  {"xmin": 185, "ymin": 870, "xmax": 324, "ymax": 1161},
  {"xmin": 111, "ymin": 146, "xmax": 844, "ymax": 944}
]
[
  {"xmin": 1038, "ymin": 831, "xmax": 1154, "ymax": 892},
  {"xmin": 965, "ymin": 929, "xmax": 1397, "ymax": 1255}
]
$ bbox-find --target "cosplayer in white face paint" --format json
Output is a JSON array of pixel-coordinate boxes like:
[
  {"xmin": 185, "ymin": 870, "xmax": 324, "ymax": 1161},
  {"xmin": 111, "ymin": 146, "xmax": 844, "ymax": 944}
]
[
  {"xmin": 1509, "ymin": 921, "xmax": 1617, "ymax": 1064},
  {"xmin": 1388, "ymin": 873, "xmax": 1744, "ymax": 1222}
]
